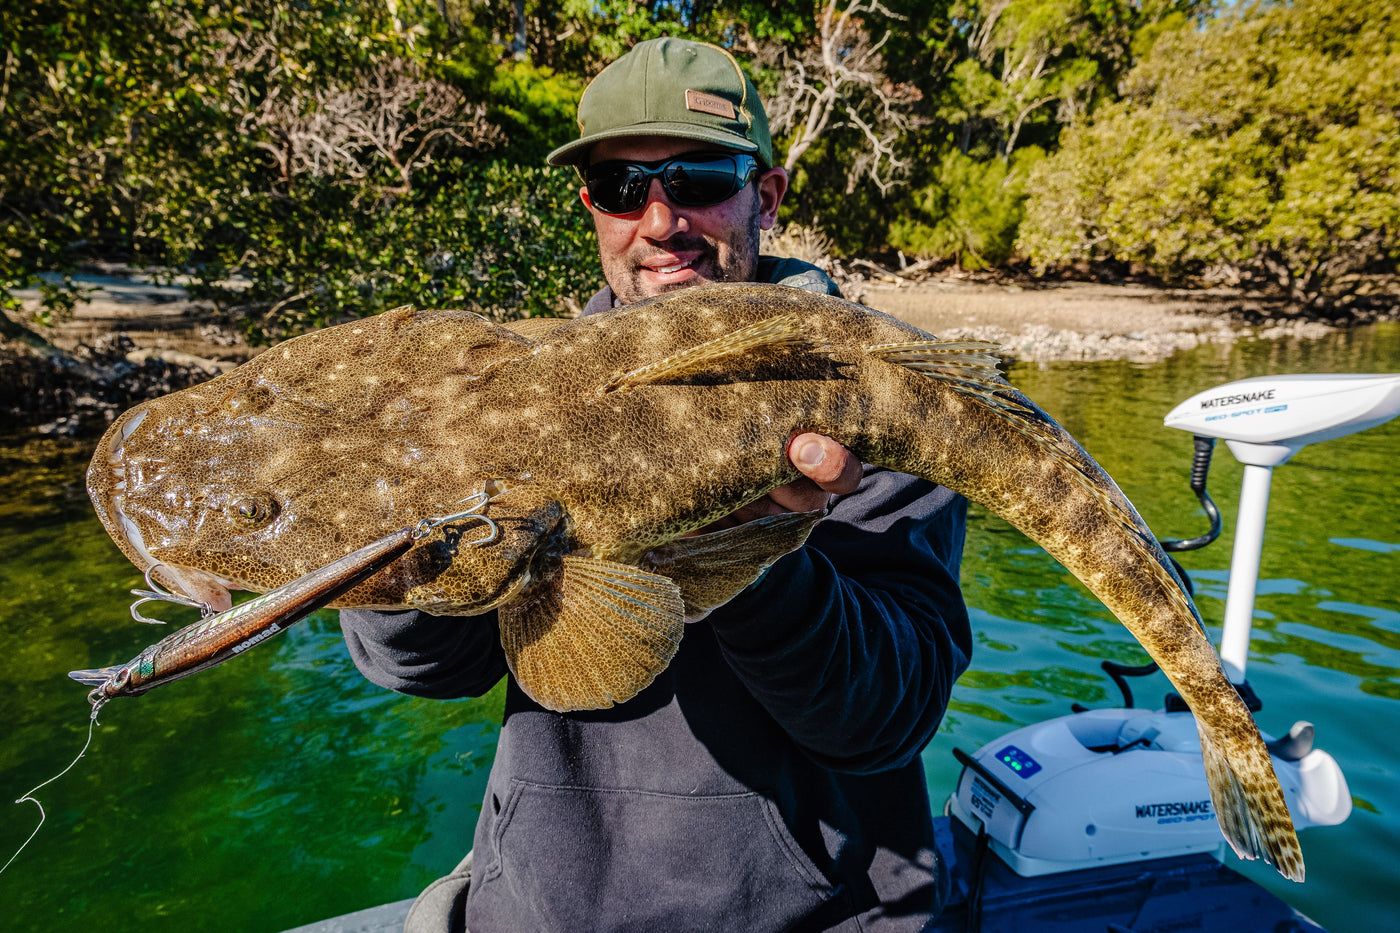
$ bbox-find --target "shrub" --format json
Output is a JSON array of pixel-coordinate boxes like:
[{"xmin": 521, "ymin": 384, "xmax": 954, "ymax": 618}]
[
  {"xmin": 182, "ymin": 161, "xmax": 600, "ymax": 340},
  {"xmin": 1018, "ymin": 0, "xmax": 1400, "ymax": 308},
  {"xmin": 887, "ymin": 147, "xmax": 1045, "ymax": 269}
]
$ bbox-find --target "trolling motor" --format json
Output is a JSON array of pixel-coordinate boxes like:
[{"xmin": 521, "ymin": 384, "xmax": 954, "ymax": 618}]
[
  {"xmin": 947, "ymin": 373, "xmax": 1400, "ymax": 883},
  {"xmin": 1165, "ymin": 374, "xmax": 1400, "ymax": 683}
]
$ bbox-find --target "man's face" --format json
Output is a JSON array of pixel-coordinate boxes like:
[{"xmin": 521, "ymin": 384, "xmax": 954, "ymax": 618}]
[{"xmin": 580, "ymin": 137, "xmax": 789, "ymax": 305}]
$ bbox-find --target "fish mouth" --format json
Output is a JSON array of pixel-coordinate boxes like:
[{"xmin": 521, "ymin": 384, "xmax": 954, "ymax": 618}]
[{"xmin": 89, "ymin": 404, "xmax": 236, "ymax": 613}]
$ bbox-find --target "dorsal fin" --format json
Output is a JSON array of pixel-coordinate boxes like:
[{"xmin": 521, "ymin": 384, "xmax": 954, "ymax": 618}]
[
  {"xmin": 599, "ymin": 314, "xmax": 807, "ymax": 394},
  {"xmin": 504, "ymin": 316, "xmax": 571, "ymax": 341},
  {"xmin": 871, "ymin": 338, "xmax": 1036, "ymax": 417},
  {"xmin": 866, "ymin": 339, "xmax": 1011, "ymax": 395}
]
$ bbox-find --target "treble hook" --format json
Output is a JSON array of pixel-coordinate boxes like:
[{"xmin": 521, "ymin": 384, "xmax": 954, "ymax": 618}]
[
  {"xmin": 128, "ymin": 564, "xmax": 211, "ymax": 625},
  {"xmin": 413, "ymin": 492, "xmax": 500, "ymax": 547}
]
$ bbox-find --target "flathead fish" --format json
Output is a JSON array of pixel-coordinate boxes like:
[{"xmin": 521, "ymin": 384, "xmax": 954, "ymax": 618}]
[{"xmin": 84, "ymin": 283, "xmax": 1303, "ymax": 880}]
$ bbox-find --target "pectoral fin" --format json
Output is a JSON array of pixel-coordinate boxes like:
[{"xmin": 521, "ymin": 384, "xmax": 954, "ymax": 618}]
[
  {"xmin": 499, "ymin": 556, "xmax": 685, "ymax": 712},
  {"xmin": 640, "ymin": 509, "xmax": 825, "ymax": 619}
]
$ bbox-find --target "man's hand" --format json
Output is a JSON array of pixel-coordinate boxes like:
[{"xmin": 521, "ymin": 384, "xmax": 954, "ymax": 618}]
[{"xmin": 700, "ymin": 433, "xmax": 863, "ymax": 531}]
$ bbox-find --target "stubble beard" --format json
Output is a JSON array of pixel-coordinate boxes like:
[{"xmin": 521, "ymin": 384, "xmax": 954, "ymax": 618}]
[{"xmin": 603, "ymin": 197, "xmax": 763, "ymax": 306}]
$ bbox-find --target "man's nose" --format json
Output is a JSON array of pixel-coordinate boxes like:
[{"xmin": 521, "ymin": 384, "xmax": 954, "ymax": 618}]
[{"xmin": 636, "ymin": 179, "xmax": 689, "ymax": 239}]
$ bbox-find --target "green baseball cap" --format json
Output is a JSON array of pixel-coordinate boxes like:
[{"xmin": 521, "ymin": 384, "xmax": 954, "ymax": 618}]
[{"xmin": 547, "ymin": 37, "xmax": 773, "ymax": 169}]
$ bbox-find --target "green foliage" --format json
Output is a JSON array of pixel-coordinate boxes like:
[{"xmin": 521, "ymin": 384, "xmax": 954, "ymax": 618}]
[
  {"xmin": 2, "ymin": 0, "xmax": 1390, "ymax": 335},
  {"xmin": 778, "ymin": 135, "xmax": 895, "ymax": 258},
  {"xmin": 888, "ymin": 147, "xmax": 1045, "ymax": 268},
  {"xmin": 487, "ymin": 61, "xmax": 585, "ymax": 165},
  {"xmin": 0, "ymin": 0, "xmax": 219, "ymax": 315},
  {"xmin": 940, "ymin": 0, "xmax": 1206, "ymax": 158},
  {"xmin": 1019, "ymin": 0, "xmax": 1400, "ymax": 307},
  {"xmin": 1, "ymin": 1, "xmax": 462, "ymax": 312},
  {"xmin": 184, "ymin": 161, "xmax": 598, "ymax": 339}
]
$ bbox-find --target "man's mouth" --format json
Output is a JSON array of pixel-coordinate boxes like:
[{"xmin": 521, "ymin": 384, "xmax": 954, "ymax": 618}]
[
  {"xmin": 642, "ymin": 255, "xmax": 700, "ymax": 277},
  {"xmin": 651, "ymin": 260, "xmax": 694, "ymax": 275},
  {"xmin": 637, "ymin": 250, "xmax": 716, "ymax": 290}
]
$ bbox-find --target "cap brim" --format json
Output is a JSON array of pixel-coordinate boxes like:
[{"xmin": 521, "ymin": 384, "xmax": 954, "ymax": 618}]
[{"xmin": 547, "ymin": 123, "xmax": 760, "ymax": 167}]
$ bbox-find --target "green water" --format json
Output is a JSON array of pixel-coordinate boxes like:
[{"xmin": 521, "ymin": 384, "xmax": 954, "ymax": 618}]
[{"xmin": 2, "ymin": 323, "xmax": 1397, "ymax": 931}]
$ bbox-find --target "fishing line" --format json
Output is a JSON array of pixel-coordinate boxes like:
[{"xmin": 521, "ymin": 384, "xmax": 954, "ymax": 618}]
[
  {"xmin": 0, "ymin": 710, "xmax": 100, "ymax": 877},
  {"xmin": 2, "ymin": 505, "xmax": 498, "ymax": 877}
]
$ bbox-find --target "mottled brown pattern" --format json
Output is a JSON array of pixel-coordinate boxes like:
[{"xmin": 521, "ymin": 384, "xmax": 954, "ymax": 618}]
[{"xmin": 87, "ymin": 283, "xmax": 1302, "ymax": 879}]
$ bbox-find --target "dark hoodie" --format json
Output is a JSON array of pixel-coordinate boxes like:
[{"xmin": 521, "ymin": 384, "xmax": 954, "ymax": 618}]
[{"xmin": 339, "ymin": 261, "xmax": 972, "ymax": 931}]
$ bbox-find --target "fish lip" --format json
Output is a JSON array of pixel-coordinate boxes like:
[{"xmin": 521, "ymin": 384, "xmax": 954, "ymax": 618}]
[
  {"xmin": 89, "ymin": 402, "xmax": 235, "ymax": 613},
  {"xmin": 114, "ymin": 501, "xmax": 236, "ymax": 612},
  {"xmin": 117, "ymin": 503, "xmax": 236, "ymax": 612},
  {"xmin": 150, "ymin": 564, "xmax": 235, "ymax": 613},
  {"xmin": 87, "ymin": 403, "xmax": 151, "ymax": 571}
]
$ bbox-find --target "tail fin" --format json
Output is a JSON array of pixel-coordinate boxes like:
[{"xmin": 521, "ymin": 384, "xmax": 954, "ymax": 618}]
[{"xmin": 1199, "ymin": 723, "xmax": 1306, "ymax": 881}]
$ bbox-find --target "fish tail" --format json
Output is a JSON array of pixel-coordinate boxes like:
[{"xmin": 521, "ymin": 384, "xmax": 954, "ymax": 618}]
[
  {"xmin": 1199, "ymin": 712, "xmax": 1306, "ymax": 881},
  {"xmin": 862, "ymin": 337, "xmax": 1306, "ymax": 882},
  {"xmin": 67, "ymin": 666, "xmax": 121, "ymax": 687}
]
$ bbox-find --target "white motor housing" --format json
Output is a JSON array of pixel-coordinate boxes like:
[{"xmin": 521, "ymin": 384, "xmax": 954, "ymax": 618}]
[
  {"xmin": 1164, "ymin": 372, "xmax": 1400, "ymax": 465},
  {"xmin": 948, "ymin": 708, "xmax": 1351, "ymax": 877}
]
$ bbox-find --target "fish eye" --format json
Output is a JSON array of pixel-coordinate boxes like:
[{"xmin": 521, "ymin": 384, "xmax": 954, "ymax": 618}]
[
  {"xmin": 221, "ymin": 385, "xmax": 277, "ymax": 416},
  {"xmin": 228, "ymin": 494, "xmax": 281, "ymax": 527}
]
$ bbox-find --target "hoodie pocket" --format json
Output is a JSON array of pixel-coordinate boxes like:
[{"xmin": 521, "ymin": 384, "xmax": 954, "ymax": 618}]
[{"xmin": 468, "ymin": 779, "xmax": 844, "ymax": 932}]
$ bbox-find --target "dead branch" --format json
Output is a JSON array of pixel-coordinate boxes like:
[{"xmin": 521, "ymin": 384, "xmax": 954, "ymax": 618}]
[
  {"xmin": 236, "ymin": 58, "xmax": 502, "ymax": 194},
  {"xmin": 761, "ymin": 0, "xmax": 916, "ymax": 192}
]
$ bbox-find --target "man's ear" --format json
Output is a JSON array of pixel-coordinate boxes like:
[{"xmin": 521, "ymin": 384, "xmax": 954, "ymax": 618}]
[{"xmin": 756, "ymin": 168, "xmax": 789, "ymax": 231}]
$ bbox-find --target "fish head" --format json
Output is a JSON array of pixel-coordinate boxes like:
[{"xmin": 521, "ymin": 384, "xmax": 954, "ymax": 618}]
[
  {"xmin": 88, "ymin": 370, "xmax": 431, "ymax": 605},
  {"xmin": 88, "ymin": 356, "xmax": 556, "ymax": 612},
  {"xmin": 89, "ymin": 385, "xmax": 316, "ymax": 608}
]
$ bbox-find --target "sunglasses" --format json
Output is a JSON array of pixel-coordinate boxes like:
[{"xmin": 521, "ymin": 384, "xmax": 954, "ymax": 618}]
[{"xmin": 583, "ymin": 153, "xmax": 760, "ymax": 215}]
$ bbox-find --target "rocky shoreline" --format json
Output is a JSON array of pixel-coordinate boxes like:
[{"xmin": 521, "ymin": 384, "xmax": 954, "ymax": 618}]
[
  {"xmin": 860, "ymin": 278, "xmax": 1346, "ymax": 363},
  {"xmin": 3, "ymin": 272, "xmax": 1387, "ymax": 434}
]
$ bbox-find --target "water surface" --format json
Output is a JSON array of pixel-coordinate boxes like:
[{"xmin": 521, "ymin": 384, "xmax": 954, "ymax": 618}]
[{"xmin": 2, "ymin": 323, "xmax": 1396, "ymax": 931}]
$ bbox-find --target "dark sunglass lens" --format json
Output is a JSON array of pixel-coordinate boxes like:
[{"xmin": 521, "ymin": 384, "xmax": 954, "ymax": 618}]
[
  {"xmin": 586, "ymin": 156, "xmax": 754, "ymax": 213},
  {"xmin": 587, "ymin": 164, "xmax": 650, "ymax": 214},
  {"xmin": 663, "ymin": 159, "xmax": 741, "ymax": 206}
]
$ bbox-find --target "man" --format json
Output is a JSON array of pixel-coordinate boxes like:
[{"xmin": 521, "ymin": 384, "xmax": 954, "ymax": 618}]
[{"xmin": 339, "ymin": 37, "xmax": 972, "ymax": 932}]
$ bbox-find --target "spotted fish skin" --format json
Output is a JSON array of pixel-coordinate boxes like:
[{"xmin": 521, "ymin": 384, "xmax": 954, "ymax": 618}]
[{"xmin": 86, "ymin": 283, "xmax": 1303, "ymax": 881}]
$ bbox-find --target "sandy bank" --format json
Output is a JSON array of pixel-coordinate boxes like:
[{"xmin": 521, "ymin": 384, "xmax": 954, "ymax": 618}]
[{"xmin": 860, "ymin": 279, "xmax": 1336, "ymax": 363}]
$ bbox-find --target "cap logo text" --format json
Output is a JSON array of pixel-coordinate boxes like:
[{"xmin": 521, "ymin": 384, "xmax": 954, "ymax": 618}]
[{"xmin": 685, "ymin": 89, "xmax": 736, "ymax": 119}]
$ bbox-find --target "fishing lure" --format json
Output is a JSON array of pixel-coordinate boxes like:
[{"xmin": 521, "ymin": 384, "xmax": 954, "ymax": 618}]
[
  {"xmin": 2, "ymin": 502, "xmax": 497, "ymax": 877},
  {"xmin": 69, "ymin": 496, "xmax": 498, "ymax": 715}
]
